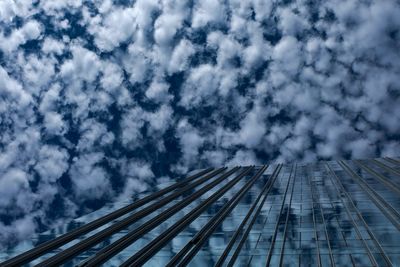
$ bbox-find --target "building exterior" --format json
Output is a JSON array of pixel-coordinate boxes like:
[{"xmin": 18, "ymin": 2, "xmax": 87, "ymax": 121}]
[{"xmin": 1, "ymin": 158, "xmax": 400, "ymax": 266}]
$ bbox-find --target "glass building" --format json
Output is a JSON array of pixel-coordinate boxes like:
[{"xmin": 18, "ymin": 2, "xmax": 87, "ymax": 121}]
[{"xmin": 1, "ymin": 158, "xmax": 400, "ymax": 266}]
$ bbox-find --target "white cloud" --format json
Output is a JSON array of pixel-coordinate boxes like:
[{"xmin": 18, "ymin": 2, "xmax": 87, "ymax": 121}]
[
  {"xmin": 60, "ymin": 45, "xmax": 101, "ymax": 83},
  {"xmin": 237, "ymin": 104, "xmax": 266, "ymax": 148},
  {"xmin": 133, "ymin": 0, "xmax": 160, "ymax": 31},
  {"xmin": 226, "ymin": 150, "xmax": 260, "ymax": 166},
  {"xmin": 0, "ymin": 169, "xmax": 30, "ymax": 208},
  {"xmin": 77, "ymin": 119, "xmax": 115, "ymax": 152},
  {"xmin": 174, "ymin": 119, "xmax": 205, "ymax": 173},
  {"xmin": 43, "ymin": 111, "xmax": 67, "ymax": 135},
  {"xmin": 115, "ymin": 158, "xmax": 155, "ymax": 201},
  {"xmin": 250, "ymin": 0, "xmax": 273, "ymax": 22},
  {"xmin": 146, "ymin": 104, "xmax": 173, "ymax": 134},
  {"xmin": 100, "ymin": 62, "xmax": 124, "ymax": 92},
  {"xmin": 272, "ymin": 36, "xmax": 303, "ymax": 76},
  {"xmin": 42, "ymin": 38, "xmax": 65, "ymax": 55},
  {"xmin": 201, "ymin": 150, "xmax": 228, "ymax": 167},
  {"xmin": 39, "ymin": 83, "xmax": 61, "ymax": 113},
  {"xmin": 120, "ymin": 107, "xmax": 145, "ymax": 149},
  {"xmin": 88, "ymin": 7, "xmax": 136, "ymax": 51},
  {"xmin": 279, "ymin": 8, "xmax": 309, "ymax": 36},
  {"xmin": 34, "ymin": 145, "xmax": 69, "ymax": 183},
  {"xmin": 123, "ymin": 44, "xmax": 151, "ymax": 84},
  {"xmin": 0, "ymin": 68, "xmax": 32, "ymax": 113},
  {"xmin": 168, "ymin": 39, "xmax": 195, "ymax": 74},
  {"xmin": 154, "ymin": 9, "xmax": 182, "ymax": 46},
  {"xmin": 13, "ymin": 215, "xmax": 36, "ymax": 241},
  {"xmin": 0, "ymin": 0, "xmax": 17, "ymax": 21},
  {"xmin": 69, "ymin": 153, "xmax": 111, "ymax": 200},
  {"xmin": 0, "ymin": 20, "xmax": 42, "ymax": 53},
  {"xmin": 40, "ymin": 0, "xmax": 83, "ymax": 15},
  {"xmin": 145, "ymin": 79, "xmax": 172, "ymax": 103},
  {"xmin": 192, "ymin": 0, "xmax": 227, "ymax": 28},
  {"xmin": 21, "ymin": 55, "xmax": 56, "ymax": 95},
  {"xmin": 180, "ymin": 64, "xmax": 220, "ymax": 107}
]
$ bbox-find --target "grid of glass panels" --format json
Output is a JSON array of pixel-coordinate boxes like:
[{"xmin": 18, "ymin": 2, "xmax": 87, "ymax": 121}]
[{"xmin": 1, "ymin": 158, "xmax": 400, "ymax": 266}]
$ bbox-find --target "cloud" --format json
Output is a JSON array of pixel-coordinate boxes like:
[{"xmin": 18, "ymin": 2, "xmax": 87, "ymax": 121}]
[
  {"xmin": 180, "ymin": 64, "xmax": 220, "ymax": 107},
  {"xmin": 174, "ymin": 119, "xmax": 205, "ymax": 173},
  {"xmin": 0, "ymin": 20, "xmax": 42, "ymax": 53},
  {"xmin": 69, "ymin": 153, "xmax": 111, "ymax": 201},
  {"xmin": 0, "ymin": 66, "xmax": 32, "ymax": 108},
  {"xmin": 34, "ymin": 145, "xmax": 69, "ymax": 183},
  {"xmin": 100, "ymin": 62, "xmax": 124, "ymax": 92},
  {"xmin": 226, "ymin": 150, "xmax": 260, "ymax": 166},
  {"xmin": 60, "ymin": 45, "xmax": 101, "ymax": 83},
  {"xmin": 168, "ymin": 39, "xmax": 195, "ymax": 74},
  {"xmin": 0, "ymin": 169, "xmax": 30, "ymax": 208},
  {"xmin": 272, "ymin": 36, "xmax": 303, "ymax": 77},
  {"xmin": 42, "ymin": 38, "xmax": 65, "ymax": 55},
  {"xmin": 146, "ymin": 104, "xmax": 174, "ymax": 134},
  {"xmin": 123, "ymin": 43, "xmax": 151, "ymax": 84},
  {"xmin": 77, "ymin": 119, "xmax": 115, "ymax": 152},
  {"xmin": 192, "ymin": 0, "xmax": 227, "ymax": 28},
  {"xmin": 21, "ymin": 55, "xmax": 57, "ymax": 96},
  {"xmin": 237, "ymin": 103, "xmax": 266, "ymax": 149},
  {"xmin": 0, "ymin": 0, "xmax": 17, "ymax": 21},
  {"xmin": 120, "ymin": 107, "xmax": 145, "ymax": 149},
  {"xmin": 278, "ymin": 8, "xmax": 309, "ymax": 36},
  {"xmin": 145, "ymin": 79, "xmax": 172, "ymax": 103},
  {"xmin": 87, "ymin": 6, "xmax": 136, "ymax": 51},
  {"xmin": 116, "ymin": 159, "xmax": 155, "ymax": 201}
]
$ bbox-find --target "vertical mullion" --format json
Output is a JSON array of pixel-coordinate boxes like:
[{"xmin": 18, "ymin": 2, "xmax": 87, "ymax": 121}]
[
  {"xmin": 278, "ymin": 164, "xmax": 297, "ymax": 266},
  {"xmin": 209, "ymin": 165, "xmax": 277, "ymax": 267},
  {"xmin": 219, "ymin": 164, "xmax": 282, "ymax": 267},
  {"xmin": 299, "ymin": 165, "xmax": 303, "ymax": 267},
  {"xmin": 245, "ymin": 203, "xmax": 274, "ymax": 267},
  {"xmin": 168, "ymin": 165, "xmax": 268, "ymax": 267},
  {"xmin": 371, "ymin": 159, "xmax": 400, "ymax": 178},
  {"xmin": 309, "ymin": 165, "xmax": 335, "ymax": 267},
  {"xmin": 339, "ymin": 160, "xmax": 400, "ymax": 231},
  {"xmin": 328, "ymin": 202, "xmax": 356, "ymax": 267},
  {"xmin": 326, "ymin": 162, "xmax": 391, "ymax": 266},
  {"xmin": 354, "ymin": 160, "xmax": 400, "ymax": 196},
  {"xmin": 306, "ymin": 165, "xmax": 322, "ymax": 267},
  {"xmin": 265, "ymin": 164, "xmax": 295, "ymax": 267},
  {"xmin": 384, "ymin": 157, "xmax": 400, "ymax": 165}
]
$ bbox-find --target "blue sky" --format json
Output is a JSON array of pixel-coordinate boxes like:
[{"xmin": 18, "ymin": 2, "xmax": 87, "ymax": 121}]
[{"xmin": 0, "ymin": 0, "xmax": 399, "ymax": 249}]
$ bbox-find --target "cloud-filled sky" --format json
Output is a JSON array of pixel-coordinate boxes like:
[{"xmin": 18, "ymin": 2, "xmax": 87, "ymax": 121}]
[{"xmin": 0, "ymin": 0, "xmax": 399, "ymax": 249}]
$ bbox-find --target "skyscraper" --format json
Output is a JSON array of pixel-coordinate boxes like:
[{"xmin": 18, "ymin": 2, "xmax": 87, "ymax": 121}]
[{"xmin": 1, "ymin": 158, "xmax": 400, "ymax": 266}]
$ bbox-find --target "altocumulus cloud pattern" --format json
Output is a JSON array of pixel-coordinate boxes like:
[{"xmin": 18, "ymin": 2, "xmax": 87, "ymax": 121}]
[{"xmin": 0, "ymin": 0, "xmax": 399, "ymax": 249}]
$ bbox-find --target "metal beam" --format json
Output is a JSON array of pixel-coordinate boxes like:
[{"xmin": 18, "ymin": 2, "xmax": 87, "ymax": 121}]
[
  {"xmin": 79, "ymin": 167, "xmax": 251, "ymax": 267},
  {"xmin": 354, "ymin": 160, "xmax": 400, "ymax": 196},
  {"xmin": 161, "ymin": 166, "xmax": 269, "ymax": 267},
  {"xmin": 215, "ymin": 164, "xmax": 282, "ymax": 267},
  {"xmin": 328, "ymin": 162, "xmax": 392, "ymax": 266},
  {"xmin": 264, "ymin": 165, "xmax": 295, "ymax": 267},
  {"xmin": 339, "ymin": 160, "xmax": 400, "ymax": 231},
  {"xmin": 35, "ymin": 167, "xmax": 235, "ymax": 267},
  {"xmin": 0, "ymin": 167, "xmax": 216, "ymax": 267}
]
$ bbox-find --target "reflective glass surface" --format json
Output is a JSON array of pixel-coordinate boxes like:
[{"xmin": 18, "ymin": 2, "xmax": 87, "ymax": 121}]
[{"xmin": 1, "ymin": 159, "xmax": 400, "ymax": 266}]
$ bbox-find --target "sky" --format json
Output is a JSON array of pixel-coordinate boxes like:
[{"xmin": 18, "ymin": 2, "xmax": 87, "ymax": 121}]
[{"xmin": 0, "ymin": 0, "xmax": 399, "ymax": 249}]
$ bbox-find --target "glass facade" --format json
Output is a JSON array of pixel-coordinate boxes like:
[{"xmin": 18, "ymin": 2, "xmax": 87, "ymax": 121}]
[{"xmin": 1, "ymin": 158, "xmax": 400, "ymax": 266}]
